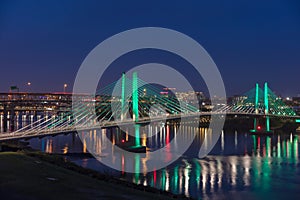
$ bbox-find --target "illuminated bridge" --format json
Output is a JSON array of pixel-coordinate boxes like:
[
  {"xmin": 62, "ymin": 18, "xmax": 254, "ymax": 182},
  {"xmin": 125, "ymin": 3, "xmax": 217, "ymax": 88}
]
[{"xmin": 0, "ymin": 72, "xmax": 299, "ymax": 142}]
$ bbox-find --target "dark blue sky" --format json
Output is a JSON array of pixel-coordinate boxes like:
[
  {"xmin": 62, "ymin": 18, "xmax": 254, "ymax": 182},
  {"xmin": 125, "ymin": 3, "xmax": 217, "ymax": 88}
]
[{"xmin": 0, "ymin": 0, "xmax": 300, "ymax": 96}]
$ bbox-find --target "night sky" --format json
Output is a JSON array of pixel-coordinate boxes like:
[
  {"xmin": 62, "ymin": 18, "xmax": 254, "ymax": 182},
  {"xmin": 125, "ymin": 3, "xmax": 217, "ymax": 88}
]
[{"xmin": 0, "ymin": 0, "xmax": 300, "ymax": 97}]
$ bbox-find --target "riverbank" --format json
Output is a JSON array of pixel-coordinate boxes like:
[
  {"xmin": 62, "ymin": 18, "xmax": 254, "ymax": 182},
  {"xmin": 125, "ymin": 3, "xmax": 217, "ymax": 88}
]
[{"xmin": 0, "ymin": 151, "xmax": 191, "ymax": 200}]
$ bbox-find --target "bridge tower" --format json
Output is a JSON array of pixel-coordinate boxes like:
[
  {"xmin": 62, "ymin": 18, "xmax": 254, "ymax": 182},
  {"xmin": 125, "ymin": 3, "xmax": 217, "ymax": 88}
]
[
  {"xmin": 120, "ymin": 71, "xmax": 141, "ymax": 147},
  {"xmin": 132, "ymin": 72, "xmax": 141, "ymax": 147},
  {"xmin": 132, "ymin": 72, "xmax": 139, "ymax": 123},
  {"xmin": 121, "ymin": 72, "xmax": 126, "ymax": 121},
  {"xmin": 250, "ymin": 82, "xmax": 272, "ymax": 133},
  {"xmin": 264, "ymin": 82, "xmax": 271, "ymax": 132}
]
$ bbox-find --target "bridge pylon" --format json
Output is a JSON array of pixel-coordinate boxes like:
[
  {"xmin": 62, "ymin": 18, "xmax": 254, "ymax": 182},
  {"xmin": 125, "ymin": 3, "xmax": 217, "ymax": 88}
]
[
  {"xmin": 132, "ymin": 72, "xmax": 139, "ymax": 123},
  {"xmin": 250, "ymin": 82, "xmax": 273, "ymax": 133},
  {"xmin": 121, "ymin": 72, "xmax": 126, "ymax": 121},
  {"xmin": 132, "ymin": 72, "xmax": 141, "ymax": 147},
  {"xmin": 264, "ymin": 82, "xmax": 271, "ymax": 132}
]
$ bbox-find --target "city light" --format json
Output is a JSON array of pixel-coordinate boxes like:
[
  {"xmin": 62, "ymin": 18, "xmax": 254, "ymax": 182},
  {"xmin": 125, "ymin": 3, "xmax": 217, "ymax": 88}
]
[{"xmin": 63, "ymin": 83, "xmax": 67, "ymax": 93}]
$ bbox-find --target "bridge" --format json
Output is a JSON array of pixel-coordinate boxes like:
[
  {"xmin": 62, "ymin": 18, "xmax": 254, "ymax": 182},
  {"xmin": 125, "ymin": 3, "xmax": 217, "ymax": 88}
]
[
  {"xmin": 0, "ymin": 72, "xmax": 299, "ymax": 142},
  {"xmin": 0, "ymin": 92, "xmax": 81, "ymax": 132}
]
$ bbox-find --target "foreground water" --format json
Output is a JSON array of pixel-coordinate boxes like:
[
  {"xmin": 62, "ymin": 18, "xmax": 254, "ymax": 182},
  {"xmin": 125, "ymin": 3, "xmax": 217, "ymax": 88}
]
[{"xmin": 26, "ymin": 125, "xmax": 300, "ymax": 200}]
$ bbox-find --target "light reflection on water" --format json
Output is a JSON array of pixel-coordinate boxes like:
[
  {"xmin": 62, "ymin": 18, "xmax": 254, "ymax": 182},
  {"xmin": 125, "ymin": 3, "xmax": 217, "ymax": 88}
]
[{"xmin": 20, "ymin": 124, "xmax": 300, "ymax": 199}]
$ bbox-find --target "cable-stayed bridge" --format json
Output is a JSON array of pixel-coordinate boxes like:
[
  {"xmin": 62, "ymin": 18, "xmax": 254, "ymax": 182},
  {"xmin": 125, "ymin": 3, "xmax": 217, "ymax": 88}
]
[{"xmin": 0, "ymin": 72, "xmax": 299, "ymax": 142}]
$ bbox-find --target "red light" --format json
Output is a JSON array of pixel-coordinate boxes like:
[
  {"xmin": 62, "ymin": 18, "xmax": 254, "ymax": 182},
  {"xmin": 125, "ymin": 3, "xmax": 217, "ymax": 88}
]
[
  {"xmin": 122, "ymin": 139, "xmax": 125, "ymax": 143},
  {"xmin": 257, "ymin": 126, "xmax": 261, "ymax": 130}
]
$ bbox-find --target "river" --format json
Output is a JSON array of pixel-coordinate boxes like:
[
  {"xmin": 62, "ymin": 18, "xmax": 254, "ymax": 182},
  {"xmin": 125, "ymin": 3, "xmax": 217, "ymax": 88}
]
[{"xmin": 23, "ymin": 123, "xmax": 300, "ymax": 200}]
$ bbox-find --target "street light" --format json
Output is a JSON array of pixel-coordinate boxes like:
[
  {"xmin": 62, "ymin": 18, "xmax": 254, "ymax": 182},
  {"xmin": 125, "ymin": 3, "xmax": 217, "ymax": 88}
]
[
  {"xmin": 63, "ymin": 84, "xmax": 67, "ymax": 93},
  {"xmin": 26, "ymin": 82, "xmax": 31, "ymax": 93}
]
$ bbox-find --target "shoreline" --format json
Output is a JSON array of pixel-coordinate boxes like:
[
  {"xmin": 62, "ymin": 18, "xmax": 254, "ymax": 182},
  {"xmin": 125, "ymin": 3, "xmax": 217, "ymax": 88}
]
[{"xmin": 0, "ymin": 144, "xmax": 193, "ymax": 200}]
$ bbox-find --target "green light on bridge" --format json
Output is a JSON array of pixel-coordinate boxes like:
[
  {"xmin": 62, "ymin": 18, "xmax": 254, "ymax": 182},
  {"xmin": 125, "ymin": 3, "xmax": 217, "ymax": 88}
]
[
  {"xmin": 121, "ymin": 72, "xmax": 126, "ymax": 121},
  {"xmin": 132, "ymin": 72, "xmax": 139, "ymax": 122},
  {"xmin": 132, "ymin": 72, "xmax": 140, "ymax": 147},
  {"xmin": 255, "ymin": 83, "xmax": 259, "ymax": 113},
  {"xmin": 264, "ymin": 82, "xmax": 270, "ymax": 132}
]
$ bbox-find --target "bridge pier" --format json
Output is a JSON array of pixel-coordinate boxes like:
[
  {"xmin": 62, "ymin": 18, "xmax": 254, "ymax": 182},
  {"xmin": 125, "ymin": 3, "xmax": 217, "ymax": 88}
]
[
  {"xmin": 26, "ymin": 111, "xmax": 31, "ymax": 124},
  {"xmin": 18, "ymin": 112, "xmax": 22, "ymax": 130}
]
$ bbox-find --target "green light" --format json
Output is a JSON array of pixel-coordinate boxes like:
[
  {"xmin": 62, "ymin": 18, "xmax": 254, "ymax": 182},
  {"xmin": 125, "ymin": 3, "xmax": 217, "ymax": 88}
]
[
  {"xmin": 132, "ymin": 72, "xmax": 140, "ymax": 147},
  {"xmin": 266, "ymin": 116, "xmax": 270, "ymax": 132},
  {"xmin": 288, "ymin": 139, "xmax": 292, "ymax": 158},
  {"xmin": 253, "ymin": 119, "xmax": 257, "ymax": 132},
  {"xmin": 255, "ymin": 83, "xmax": 259, "ymax": 113},
  {"xmin": 194, "ymin": 160, "xmax": 201, "ymax": 189},
  {"xmin": 296, "ymin": 119, "xmax": 300, "ymax": 123},
  {"xmin": 134, "ymin": 124, "xmax": 141, "ymax": 147},
  {"xmin": 132, "ymin": 72, "xmax": 139, "ymax": 122},
  {"xmin": 173, "ymin": 166, "xmax": 179, "ymax": 191},
  {"xmin": 264, "ymin": 82, "xmax": 269, "ymax": 114},
  {"xmin": 121, "ymin": 72, "xmax": 126, "ymax": 121},
  {"xmin": 264, "ymin": 82, "xmax": 270, "ymax": 132},
  {"xmin": 277, "ymin": 138, "xmax": 281, "ymax": 158},
  {"xmin": 161, "ymin": 169, "xmax": 166, "ymax": 190},
  {"xmin": 294, "ymin": 136, "xmax": 298, "ymax": 159},
  {"xmin": 282, "ymin": 141, "xmax": 286, "ymax": 158}
]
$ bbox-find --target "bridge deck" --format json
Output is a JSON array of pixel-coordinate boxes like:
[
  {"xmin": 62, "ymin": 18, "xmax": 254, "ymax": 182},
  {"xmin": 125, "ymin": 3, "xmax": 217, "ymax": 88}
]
[{"xmin": 1, "ymin": 112, "xmax": 299, "ymax": 142}]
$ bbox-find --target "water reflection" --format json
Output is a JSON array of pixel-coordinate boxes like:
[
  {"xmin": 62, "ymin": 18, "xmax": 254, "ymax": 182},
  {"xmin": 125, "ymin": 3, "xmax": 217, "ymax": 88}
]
[{"xmin": 25, "ymin": 124, "xmax": 300, "ymax": 200}]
